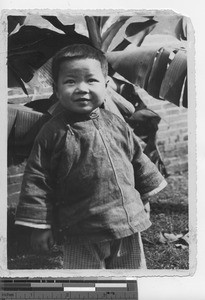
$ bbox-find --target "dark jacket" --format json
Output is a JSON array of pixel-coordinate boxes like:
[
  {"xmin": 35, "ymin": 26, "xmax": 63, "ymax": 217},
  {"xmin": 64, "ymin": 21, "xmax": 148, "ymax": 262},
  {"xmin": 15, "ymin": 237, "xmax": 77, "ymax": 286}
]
[{"xmin": 15, "ymin": 107, "xmax": 166, "ymax": 244}]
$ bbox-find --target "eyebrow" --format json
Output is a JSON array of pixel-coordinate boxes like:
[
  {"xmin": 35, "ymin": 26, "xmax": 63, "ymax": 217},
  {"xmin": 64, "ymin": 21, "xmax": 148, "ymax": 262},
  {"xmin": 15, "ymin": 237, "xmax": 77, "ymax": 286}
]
[{"xmin": 62, "ymin": 72, "xmax": 99, "ymax": 78}]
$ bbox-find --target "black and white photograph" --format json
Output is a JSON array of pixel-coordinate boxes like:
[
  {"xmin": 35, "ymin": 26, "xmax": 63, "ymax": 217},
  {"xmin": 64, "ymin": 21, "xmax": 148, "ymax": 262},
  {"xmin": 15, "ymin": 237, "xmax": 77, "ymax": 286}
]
[{"xmin": 2, "ymin": 9, "xmax": 194, "ymax": 277}]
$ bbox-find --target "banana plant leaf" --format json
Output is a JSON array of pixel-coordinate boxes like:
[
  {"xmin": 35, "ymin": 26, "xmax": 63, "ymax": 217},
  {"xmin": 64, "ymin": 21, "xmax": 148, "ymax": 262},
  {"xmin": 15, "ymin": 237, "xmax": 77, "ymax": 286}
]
[
  {"xmin": 150, "ymin": 15, "xmax": 187, "ymax": 41},
  {"xmin": 8, "ymin": 105, "xmax": 18, "ymax": 137},
  {"xmin": 181, "ymin": 17, "xmax": 188, "ymax": 40},
  {"xmin": 159, "ymin": 49, "xmax": 187, "ymax": 105},
  {"xmin": 85, "ymin": 15, "xmax": 158, "ymax": 52},
  {"xmin": 127, "ymin": 108, "xmax": 161, "ymax": 142},
  {"xmin": 110, "ymin": 14, "xmax": 187, "ymax": 52},
  {"xmin": 14, "ymin": 107, "xmax": 44, "ymax": 140},
  {"xmin": 126, "ymin": 107, "xmax": 169, "ymax": 178},
  {"xmin": 85, "ymin": 15, "xmax": 130, "ymax": 52},
  {"xmin": 113, "ymin": 17, "xmax": 158, "ymax": 51},
  {"xmin": 106, "ymin": 72, "xmax": 166, "ymax": 174},
  {"xmin": 8, "ymin": 16, "xmax": 91, "ymax": 88},
  {"xmin": 84, "ymin": 16, "xmax": 102, "ymax": 49},
  {"xmin": 106, "ymin": 85, "xmax": 135, "ymax": 117},
  {"xmin": 93, "ymin": 16, "xmax": 110, "ymax": 30},
  {"xmin": 7, "ymin": 16, "xmax": 26, "ymax": 34},
  {"xmin": 182, "ymin": 77, "xmax": 187, "ymax": 108},
  {"xmin": 106, "ymin": 45, "xmax": 159, "ymax": 89},
  {"xmin": 8, "ymin": 15, "xmax": 187, "ymax": 108},
  {"xmin": 101, "ymin": 16, "xmax": 130, "ymax": 52},
  {"xmin": 106, "ymin": 45, "xmax": 187, "ymax": 107},
  {"xmin": 8, "ymin": 104, "xmax": 50, "ymax": 159},
  {"xmin": 8, "ymin": 105, "xmax": 43, "ymax": 138},
  {"xmin": 146, "ymin": 48, "xmax": 170, "ymax": 99},
  {"xmin": 7, "ymin": 14, "xmax": 185, "ymax": 177}
]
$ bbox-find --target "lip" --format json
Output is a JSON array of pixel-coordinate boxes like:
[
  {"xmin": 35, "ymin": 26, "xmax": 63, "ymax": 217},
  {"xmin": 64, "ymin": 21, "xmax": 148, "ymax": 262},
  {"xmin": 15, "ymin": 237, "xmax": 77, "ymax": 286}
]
[{"xmin": 75, "ymin": 98, "xmax": 91, "ymax": 102}]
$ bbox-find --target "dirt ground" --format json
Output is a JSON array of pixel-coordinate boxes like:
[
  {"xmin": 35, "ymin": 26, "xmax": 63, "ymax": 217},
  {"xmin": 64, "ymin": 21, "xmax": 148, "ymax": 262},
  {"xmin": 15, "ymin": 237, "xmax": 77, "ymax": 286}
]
[{"xmin": 7, "ymin": 171, "xmax": 189, "ymax": 270}]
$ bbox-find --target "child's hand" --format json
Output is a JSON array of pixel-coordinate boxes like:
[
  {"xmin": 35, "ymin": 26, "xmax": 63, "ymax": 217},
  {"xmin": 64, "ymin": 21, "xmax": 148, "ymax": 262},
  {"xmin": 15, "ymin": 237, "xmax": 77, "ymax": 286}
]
[{"xmin": 31, "ymin": 228, "xmax": 54, "ymax": 252}]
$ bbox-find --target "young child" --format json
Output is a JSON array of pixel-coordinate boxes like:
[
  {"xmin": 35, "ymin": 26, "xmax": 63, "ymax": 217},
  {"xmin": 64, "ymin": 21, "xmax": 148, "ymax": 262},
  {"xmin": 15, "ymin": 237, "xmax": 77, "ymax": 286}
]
[{"xmin": 15, "ymin": 44, "xmax": 167, "ymax": 269}]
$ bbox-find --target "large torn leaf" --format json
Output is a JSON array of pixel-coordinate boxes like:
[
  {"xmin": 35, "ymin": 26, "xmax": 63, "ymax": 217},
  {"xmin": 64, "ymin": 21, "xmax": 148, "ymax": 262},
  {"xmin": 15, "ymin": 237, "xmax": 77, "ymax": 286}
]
[
  {"xmin": 41, "ymin": 16, "xmax": 76, "ymax": 34},
  {"xmin": 8, "ymin": 16, "xmax": 91, "ymax": 86},
  {"xmin": 174, "ymin": 16, "xmax": 188, "ymax": 41},
  {"xmin": 103, "ymin": 95, "xmax": 125, "ymax": 121},
  {"xmin": 7, "ymin": 13, "xmax": 188, "ymax": 180},
  {"xmin": 127, "ymin": 108, "xmax": 160, "ymax": 146},
  {"xmin": 150, "ymin": 14, "xmax": 187, "ymax": 40},
  {"xmin": 126, "ymin": 107, "xmax": 168, "ymax": 177},
  {"xmin": 94, "ymin": 16, "xmax": 110, "ymax": 30},
  {"xmin": 124, "ymin": 18, "xmax": 158, "ymax": 46},
  {"xmin": 106, "ymin": 84, "xmax": 135, "ymax": 117},
  {"xmin": 107, "ymin": 45, "xmax": 187, "ymax": 107},
  {"xmin": 8, "ymin": 105, "xmax": 43, "ymax": 142},
  {"xmin": 8, "ymin": 15, "xmax": 26, "ymax": 34},
  {"xmin": 85, "ymin": 16, "xmax": 102, "ymax": 49},
  {"xmin": 8, "ymin": 65, "xmax": 29, "ymax": 95},
  {"xmin": 159, "ymin": 49, "xmax": 187, "ymax": 106},
  {"xmin": 26, "ymin": 58, "xmax": 53, "ymax": 94},
  {"xmin": 8, "ymin": 105, "xmax": 51, "ymax": 158},
  {"xmin": 112, "ymin": 17, "xmax": 157, "ymax": 51},
  {"xmin": 106, "ymin": 45, "xmax": 159, "ymax": 89},
  {"xmin": 101, "ymin": 16, "xmax": 130, "ymax": 52},
  {"xmin": 8, "ymin": 105, "xmax": 18, "ymax": 137},
  {"xmin": 8, "ymin": 14, "xmax": 187, "ymax": 108},
  {"xmin": 13, "ymin": 106, "xmax": 43, "ymax": 140},
  {"xmin": 181, "ymin": 17, "xmax": 188, "ymax": 40},
  {"xmin": 182, "ymin": 77, "xmax": 188, "ymax": 108},
  {"xmin": 146, "ymin": 48, "xmax": 170, "ymax": 99}
]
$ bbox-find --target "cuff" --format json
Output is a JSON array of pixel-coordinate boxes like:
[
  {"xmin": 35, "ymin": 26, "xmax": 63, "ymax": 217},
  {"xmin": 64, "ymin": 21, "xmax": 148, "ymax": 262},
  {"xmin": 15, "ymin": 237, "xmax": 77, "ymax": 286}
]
[
  {"xmin": 15, "ymin": 220, "xmax": 52, "ymax": 229},
  {"xmin": 141, "ymin": 179, "xmax": 167, "ymax": 198}
]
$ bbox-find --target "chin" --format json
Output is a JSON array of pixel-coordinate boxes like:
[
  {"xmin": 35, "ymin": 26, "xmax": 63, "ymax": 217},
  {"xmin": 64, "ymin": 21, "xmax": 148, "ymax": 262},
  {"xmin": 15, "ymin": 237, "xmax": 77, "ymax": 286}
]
[{"xmin": 73, "ymin": 108, "xmax": 93, "ymax": 114}]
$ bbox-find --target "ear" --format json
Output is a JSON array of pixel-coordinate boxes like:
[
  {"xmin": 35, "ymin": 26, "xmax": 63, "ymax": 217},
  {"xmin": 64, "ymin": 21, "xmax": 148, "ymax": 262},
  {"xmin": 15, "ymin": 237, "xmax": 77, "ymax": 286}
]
[
  {"xmin": 105, "ymin": 78, "xmax": 109, "ymax": 88},
  {"xmin": 53, "ymin": 83, "xmax": 59, "ymax": 99}
]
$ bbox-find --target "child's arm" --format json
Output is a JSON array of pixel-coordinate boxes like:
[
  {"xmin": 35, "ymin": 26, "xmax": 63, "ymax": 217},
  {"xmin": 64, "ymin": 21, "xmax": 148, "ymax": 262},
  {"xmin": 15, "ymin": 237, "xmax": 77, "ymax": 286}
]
[
  {"xmin": 129, "ymin": 128, "xmax": 167, "ymax": 199},
  {"xmin": 15, "ymin": 123, "xmax": 59, "ymax": 244}
]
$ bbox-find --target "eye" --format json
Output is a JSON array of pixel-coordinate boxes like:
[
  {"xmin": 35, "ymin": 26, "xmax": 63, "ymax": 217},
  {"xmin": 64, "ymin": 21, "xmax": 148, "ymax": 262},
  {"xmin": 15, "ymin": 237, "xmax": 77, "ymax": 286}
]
[
  {"xmin": 64, "ymin": 79, "xmax": 75, "ymax": 84},
  {"xmin": 88, "ymin": 78, "xmax": 98, "ymax": 83}
]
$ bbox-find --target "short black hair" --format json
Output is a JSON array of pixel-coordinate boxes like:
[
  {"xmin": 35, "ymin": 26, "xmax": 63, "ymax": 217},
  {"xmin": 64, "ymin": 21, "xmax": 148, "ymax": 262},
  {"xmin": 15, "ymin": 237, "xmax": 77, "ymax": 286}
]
[{"xmin": 52, "ymin": 44, "xmax": 108, "ymax": 84}]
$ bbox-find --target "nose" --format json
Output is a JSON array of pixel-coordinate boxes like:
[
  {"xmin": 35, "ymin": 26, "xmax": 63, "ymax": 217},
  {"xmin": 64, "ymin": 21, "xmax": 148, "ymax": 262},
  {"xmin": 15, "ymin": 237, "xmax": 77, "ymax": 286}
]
[{"xmin": 75, "ymin": 82, "xmax": 89, "ymax": 93}]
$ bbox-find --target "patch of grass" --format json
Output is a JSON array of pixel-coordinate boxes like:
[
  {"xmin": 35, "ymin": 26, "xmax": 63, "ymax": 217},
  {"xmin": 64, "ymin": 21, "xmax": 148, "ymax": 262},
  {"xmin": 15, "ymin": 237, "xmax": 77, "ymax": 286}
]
[
  {"xmin": 8, "ymin": 247, "xmax": 63, "ymax": 269},
  {"xmin": 7, "ymin": 171, "xmax": 188, "ymax": 270},
  {"xmin": 7, "ymin": 210, "xmax": 63, "ymax": 269},
  {"xmin": 142, "ymin": 171, "xmax": 189, "ymax": 269}
]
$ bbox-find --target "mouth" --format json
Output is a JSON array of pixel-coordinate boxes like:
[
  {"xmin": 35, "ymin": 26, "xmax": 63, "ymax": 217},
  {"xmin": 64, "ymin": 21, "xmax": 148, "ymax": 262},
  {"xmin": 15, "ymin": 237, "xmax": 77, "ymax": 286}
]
[{"xmin": 75, "ymin": 98, "xmax": 90, "ymax": 102}]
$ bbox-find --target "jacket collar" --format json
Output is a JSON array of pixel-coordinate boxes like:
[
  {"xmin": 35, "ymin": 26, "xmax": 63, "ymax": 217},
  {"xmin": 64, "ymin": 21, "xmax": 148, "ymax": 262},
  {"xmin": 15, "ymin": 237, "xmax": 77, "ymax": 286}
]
[{"xmin": 47, "ymin": 101, "xmax": 100, "ymax": 122}]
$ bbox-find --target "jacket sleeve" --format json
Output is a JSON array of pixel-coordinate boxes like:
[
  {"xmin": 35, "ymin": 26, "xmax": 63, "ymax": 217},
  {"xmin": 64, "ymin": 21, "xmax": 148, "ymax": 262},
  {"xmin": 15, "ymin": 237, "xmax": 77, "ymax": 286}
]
[
  {"xmin": 15, "ymin": 124, "xmax": 57, "ymax": 227},
  {"xmin": 129, "ymin": 128, "xmax": 167, "ymax": 199}
]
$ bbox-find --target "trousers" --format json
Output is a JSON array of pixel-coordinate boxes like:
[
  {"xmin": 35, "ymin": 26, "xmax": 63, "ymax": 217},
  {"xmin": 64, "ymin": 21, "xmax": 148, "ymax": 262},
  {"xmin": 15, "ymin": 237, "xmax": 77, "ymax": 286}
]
[{"xmin": 63, "ymin": 232, "xmax": 147, "ymax": 269}]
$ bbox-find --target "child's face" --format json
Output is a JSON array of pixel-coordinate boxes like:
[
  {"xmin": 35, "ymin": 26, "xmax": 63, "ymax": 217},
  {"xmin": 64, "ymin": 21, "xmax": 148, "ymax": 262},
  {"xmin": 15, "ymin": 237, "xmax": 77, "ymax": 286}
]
[{"xmin": 55, "ymin": 58, "xmax": 107, "ymax": 114}]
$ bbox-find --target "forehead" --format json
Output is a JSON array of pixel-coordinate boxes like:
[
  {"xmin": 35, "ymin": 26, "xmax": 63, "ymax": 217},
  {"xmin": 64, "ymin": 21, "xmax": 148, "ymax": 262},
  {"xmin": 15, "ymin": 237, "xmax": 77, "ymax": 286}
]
[{"xmin": 59, "ymin": 58, "xmax": 104, "ymax": 76}]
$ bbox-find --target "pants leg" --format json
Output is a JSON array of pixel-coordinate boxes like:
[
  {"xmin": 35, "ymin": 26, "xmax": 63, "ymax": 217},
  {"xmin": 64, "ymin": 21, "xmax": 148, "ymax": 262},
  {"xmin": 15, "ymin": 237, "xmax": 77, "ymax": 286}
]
[
  {"xmin": 63, "ymin": 241, "xmax": 106, "ymax": 269},
  {"xmin": 63, "ymin": 233, "xmax": 147, "ymax": 269},
  {"xmin": 106, "ymin": 232, "xmax": 147, "ymax": 269}
]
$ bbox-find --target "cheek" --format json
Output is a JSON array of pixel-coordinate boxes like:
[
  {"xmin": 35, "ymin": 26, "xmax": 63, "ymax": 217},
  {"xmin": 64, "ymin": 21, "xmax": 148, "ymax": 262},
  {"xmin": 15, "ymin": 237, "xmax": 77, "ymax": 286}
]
[
  {"xmin": 56, "ymin": 86, "xmax": 72, "ymax": 99},
  {"xmin": 95, "ymin": 84, "xmax": 106, "ymax": 96},
  {"xmin": 99, "ymin": 87, "xmax": 107, "ymax": 100}
]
